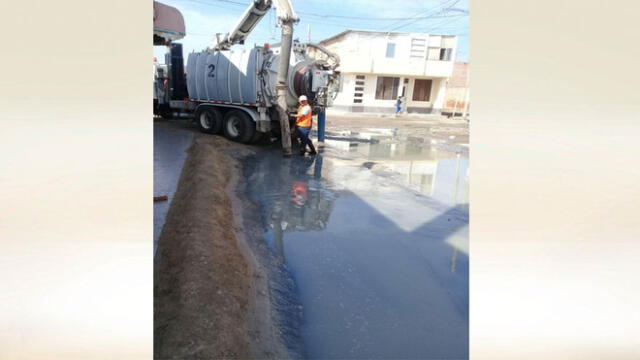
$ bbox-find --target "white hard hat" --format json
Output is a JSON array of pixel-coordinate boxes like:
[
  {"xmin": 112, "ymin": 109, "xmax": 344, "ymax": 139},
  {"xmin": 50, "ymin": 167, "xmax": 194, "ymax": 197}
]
[{"xmin": 298, "ymin": 95, "xmax": 308, "ymax": 102}]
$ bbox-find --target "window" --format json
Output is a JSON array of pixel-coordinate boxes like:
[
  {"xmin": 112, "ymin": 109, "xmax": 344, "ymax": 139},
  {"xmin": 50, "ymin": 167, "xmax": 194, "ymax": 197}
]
[
  {"xmin": 426, "ymin": 35, "xmax": 454, "ymax": 61},
  {"xmin": 428, "ymin": 47, "xmax": 453, "ymax": 61},
  {"xmin": 354, "ymin": 93, "xmax": 363, "ymax": 97},
  {"xmin": 355, "ymin": 80, "xmax": 365, "ymax": 86},
  {"xmin": 355, "ymin": 86, "xmax": 364, "ymax": 91},
  {"xmin": 375, "ymin": 76, "xmax": 400, "ymax": 100},
  {"xmin": 356, "ymin": 75, "xmax": 365, "ymax": 79},
  {"xmin": 385, "ymin": 43, "xmax": 396, "ymax": 58},
  {"xmin": 412, "ymin": 79, "xmax": 432, "ymax": 102},
  {"xmin": 354, "ymin": 99, "xmax": 363, "ymax": 103},
  {"xmin": 439, "ymin": 48, "xmax": 453, "ymax": 61}
]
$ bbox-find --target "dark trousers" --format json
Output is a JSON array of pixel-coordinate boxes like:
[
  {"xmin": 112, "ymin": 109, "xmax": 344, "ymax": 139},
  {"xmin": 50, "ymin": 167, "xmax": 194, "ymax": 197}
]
[{"xmin": 296, "ymin": 126, "xmax": 316, "ymax": 153}]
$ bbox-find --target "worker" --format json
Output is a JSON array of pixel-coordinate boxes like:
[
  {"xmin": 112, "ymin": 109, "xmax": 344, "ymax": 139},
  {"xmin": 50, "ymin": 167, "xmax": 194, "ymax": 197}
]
[
  {"xmin": 291, "ymin": 181, "xmax": 308, "ymax": 207},
  {"xmin": 395, "ymin": 96, "xmax": 403, "ymax": 115},
  {"xmin": 295, "ymin": 95, "xmax": 317, "ymax": 156}
]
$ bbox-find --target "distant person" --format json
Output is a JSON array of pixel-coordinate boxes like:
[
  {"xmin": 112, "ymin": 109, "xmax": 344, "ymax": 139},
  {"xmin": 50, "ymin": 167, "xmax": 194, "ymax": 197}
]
[
  {"xmin": 295, "ymin": 95, "xmax": 317, "ymax": 156},
  {"xmin": 395, "ymin": 96, "xmax": 402, "ymax": 115}
]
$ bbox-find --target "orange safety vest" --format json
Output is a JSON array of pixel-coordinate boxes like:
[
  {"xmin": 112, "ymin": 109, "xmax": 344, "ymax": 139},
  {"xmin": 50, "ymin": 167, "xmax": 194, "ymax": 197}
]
[
  {"xmin": 291, "ymin": 181, "xmax": 308, "ymax": 205},
  {"xmin": 296, "ymin": 105, "xmax": 312, "ymax": 127}
]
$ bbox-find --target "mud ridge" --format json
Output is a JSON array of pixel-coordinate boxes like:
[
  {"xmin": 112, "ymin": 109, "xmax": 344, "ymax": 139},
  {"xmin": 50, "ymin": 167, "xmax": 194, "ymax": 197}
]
[{"xmin": 154, "ymin": 134, "xmax": 289, "ymax": 359}]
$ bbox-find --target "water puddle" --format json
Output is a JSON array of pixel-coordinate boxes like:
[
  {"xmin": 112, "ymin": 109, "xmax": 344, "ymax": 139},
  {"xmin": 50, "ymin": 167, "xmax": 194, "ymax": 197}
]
[
  {"xmin": 243, "ymin": 139, "xmax": 469, "ymax": 359},
  {"xmin": 324, "ymin": 130, "xmax": 469, "ymax": 209}
]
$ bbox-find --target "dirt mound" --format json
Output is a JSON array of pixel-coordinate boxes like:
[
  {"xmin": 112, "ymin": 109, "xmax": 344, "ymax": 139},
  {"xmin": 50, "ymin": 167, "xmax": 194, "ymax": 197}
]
[{"xmin": 154, "ymin": 134, "xmax": 287, "ymax": 359}]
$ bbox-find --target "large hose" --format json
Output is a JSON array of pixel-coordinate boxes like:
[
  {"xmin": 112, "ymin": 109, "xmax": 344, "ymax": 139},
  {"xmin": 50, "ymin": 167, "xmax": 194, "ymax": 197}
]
[
  {"xmin": 306, "ymin": 43, "xmax": 340, "ymax": 70},
  {"xmin": 275, "ymin": 20, "xmax": 295, "ymax": 156}
]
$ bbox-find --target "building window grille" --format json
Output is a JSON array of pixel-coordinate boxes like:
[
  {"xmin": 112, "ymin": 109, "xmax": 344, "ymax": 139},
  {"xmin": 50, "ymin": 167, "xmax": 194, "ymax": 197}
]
[
  {"xmin": 410, "ymin": 38, "xmax": 426, "ymax": 58},
  {"xmin": 354, "ymin": 76, "xmax": 365, "ymax": 103},
  {"xmin": 375, "ymin": 76, "xmax": 400, "ymax": 100},
  {"xmin": 412, "ymin": 79, "xmax": 433, "ymax": 102}
]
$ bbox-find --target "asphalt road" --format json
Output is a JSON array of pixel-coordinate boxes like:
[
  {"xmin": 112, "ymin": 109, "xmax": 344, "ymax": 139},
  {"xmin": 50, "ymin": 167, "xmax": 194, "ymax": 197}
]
[
  {"xmin": 153, "ymin": 119, "xmax": 193, "ymax": 256},
  {"xmin": 153, "ymin": 116, "xmax": 469, "ymax": 358},
  {"xmin": 243, "ymin": 141, "xmax": 469, "ymax": 359}
]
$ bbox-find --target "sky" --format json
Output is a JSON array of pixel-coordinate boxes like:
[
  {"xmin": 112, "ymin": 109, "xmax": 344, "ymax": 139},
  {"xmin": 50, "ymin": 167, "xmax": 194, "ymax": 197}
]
[{"xmin": 153, "ymin": 0, "xmax": 469, "ymax": 63}]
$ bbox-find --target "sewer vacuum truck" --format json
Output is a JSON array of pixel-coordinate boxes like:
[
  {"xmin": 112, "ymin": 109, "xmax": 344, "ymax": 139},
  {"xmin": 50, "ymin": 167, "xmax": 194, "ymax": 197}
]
[{"xmin": 154, "ymin": 0, "xmax": 341, "ymax": 145}]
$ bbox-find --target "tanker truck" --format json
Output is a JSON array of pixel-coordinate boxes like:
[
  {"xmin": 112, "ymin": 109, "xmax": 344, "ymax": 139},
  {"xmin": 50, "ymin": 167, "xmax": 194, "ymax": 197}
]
[{"xmin": 154, "ymin": 0, "xmax": 341, "ymax": 144}]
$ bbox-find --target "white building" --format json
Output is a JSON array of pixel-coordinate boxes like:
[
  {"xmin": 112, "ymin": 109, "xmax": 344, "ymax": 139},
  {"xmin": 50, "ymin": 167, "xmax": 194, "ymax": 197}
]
[{"xmin": 318, "ymin": 30, "xmax": 457, "ymax": 114}]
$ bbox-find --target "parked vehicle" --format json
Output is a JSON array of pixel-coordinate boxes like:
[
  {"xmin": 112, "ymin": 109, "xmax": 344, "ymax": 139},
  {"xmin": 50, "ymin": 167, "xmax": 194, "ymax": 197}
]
[{"xmin": 153, "ymin": 0, "xmax": 341, "ymax": 144}]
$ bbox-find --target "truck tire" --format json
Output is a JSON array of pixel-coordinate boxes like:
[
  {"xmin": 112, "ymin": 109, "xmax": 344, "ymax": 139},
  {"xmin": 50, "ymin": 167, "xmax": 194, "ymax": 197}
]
[
  {"xmin": 223, "ymin": 110, "xmax": 255, "ymax": 143},
  {"xmin": 249, "ymin": 131, "xmax": 264, "ymax": 144},
  {"xmin": 155, "ymin": 104, "xmax": 172, "ymax": 119},
  {"xmin": 160, "ymin": 107, "xmax": 173, "ymax": 119},
  {"xmin": 195, "ymin": 107, "xmax": 222, "ymax": 134}
]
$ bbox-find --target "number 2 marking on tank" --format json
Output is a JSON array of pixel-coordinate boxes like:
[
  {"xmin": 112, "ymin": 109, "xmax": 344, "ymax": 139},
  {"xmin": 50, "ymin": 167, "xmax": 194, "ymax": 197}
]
[{"xmin": 208, "ymin": 64, "xmax": 215, "ymax": 77}]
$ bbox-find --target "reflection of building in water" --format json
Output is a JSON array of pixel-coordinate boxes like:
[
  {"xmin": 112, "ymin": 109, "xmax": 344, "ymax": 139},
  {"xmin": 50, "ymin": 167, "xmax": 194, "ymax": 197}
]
[
  {"xmin": 329, "ymin": 139, "xmax": 469, "ymax": 204},
  {"xmin": 245, "ymin": 154, "xmax": 336, "ymax": 261}
]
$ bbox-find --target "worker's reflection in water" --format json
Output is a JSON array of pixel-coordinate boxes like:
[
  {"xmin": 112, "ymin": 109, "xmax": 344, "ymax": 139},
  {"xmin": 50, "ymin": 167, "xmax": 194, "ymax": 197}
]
[
  {"xmin": 291, "ymin": 181, "xmax": 308, "ymax": 207},
  {"xmin": 270, "ymin": 154, "xmax": 332, "ymax": 262}
]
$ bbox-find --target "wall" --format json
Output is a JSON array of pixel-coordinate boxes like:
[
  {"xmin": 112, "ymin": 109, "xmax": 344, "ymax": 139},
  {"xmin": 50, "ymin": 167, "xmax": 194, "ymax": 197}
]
[
  {"xmin": 443, "ymin": 62, "xmax": 470, "ymax": 114},
  {"xmin": 324, "ymin": 31, "xmax": 457, "ymax": 78},
  {"xmin": 324, "ymin": 31, "xmax": 456, "ymax": 114},
  {"xmin": 333, "ymin": 73, "xmax": 447, "ymax": 114},
  {"xmin": 443, "ymin": 87, "xmax": 469, "ymax": 113}
]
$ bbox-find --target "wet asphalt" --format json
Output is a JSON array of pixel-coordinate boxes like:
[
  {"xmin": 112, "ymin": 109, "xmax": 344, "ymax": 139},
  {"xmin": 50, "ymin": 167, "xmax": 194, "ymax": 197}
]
[
  {"xmin": 244, "ymin": 140, "xmax": 469, "ymax": 359},
  {"xmin": 153, "ymin": 120, "xmax": 193, "ymax": 256},
  {"xmin": 154, "ymin": 119, "xmax": 469, "ymax": 358}
]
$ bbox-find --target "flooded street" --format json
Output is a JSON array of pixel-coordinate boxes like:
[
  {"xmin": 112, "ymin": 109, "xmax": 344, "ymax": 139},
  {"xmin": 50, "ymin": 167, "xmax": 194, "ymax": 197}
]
[{"xmin": 243, "ymin": 127, "xmax": 469, "ymax": 359}]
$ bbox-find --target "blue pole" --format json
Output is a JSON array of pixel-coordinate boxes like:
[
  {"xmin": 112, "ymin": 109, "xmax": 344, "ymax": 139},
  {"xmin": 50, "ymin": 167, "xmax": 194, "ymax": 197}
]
[
  {"xmin": 317, "ymin": 109, "xmax": 326, "ymax": 144},
  {"xmin": 313, "ymin": 155, "xmax": 323, "ymax": 180}
]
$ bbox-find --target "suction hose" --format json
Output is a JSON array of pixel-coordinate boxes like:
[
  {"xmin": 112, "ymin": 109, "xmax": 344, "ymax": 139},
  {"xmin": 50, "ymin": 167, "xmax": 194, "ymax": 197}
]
[{"xmin": 306, "ymin": 43, "xmax": 340, "ymax": 70}]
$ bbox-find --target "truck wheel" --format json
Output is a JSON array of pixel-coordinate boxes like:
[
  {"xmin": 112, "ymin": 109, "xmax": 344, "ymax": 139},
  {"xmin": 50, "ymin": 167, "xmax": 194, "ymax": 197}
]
[
  {"xmin": 160, "ymin": 108, "xmax": 173, "ymax": 119},
  {"xmin": 249, "ymin": 131, "xmax": 264, "ymax": 144},
  {"xmin": 155, "ymin": 104, "xmax": 172, "ymax": 119},
  {"xmin": 195, "ymin": 107, "xmax": 222, "ymax": 134},
  {"xmin": 223, "ymin": 110, "xmax": 255, "ymax": 143}
]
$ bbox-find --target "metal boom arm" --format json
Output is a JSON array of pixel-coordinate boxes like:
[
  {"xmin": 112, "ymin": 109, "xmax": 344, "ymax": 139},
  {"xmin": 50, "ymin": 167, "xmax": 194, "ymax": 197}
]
[
  {"xmin": 210, "ymin": 0, "xmax": 299, "ymax": 157},
  {"xmin": 212, "ymin": 0, "xmax": 272, "ymax": 50}
]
